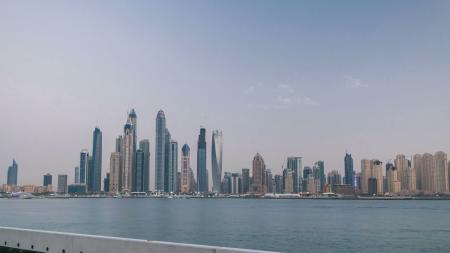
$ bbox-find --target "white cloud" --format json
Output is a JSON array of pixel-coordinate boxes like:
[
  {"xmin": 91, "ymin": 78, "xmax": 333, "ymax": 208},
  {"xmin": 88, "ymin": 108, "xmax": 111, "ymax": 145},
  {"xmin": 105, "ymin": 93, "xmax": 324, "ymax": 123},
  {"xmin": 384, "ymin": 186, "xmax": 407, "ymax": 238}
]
[
  {"xmin": 345, "ymin": 76, "xmax": 368, "ymax": 89},
  {"xmin": 277, "ymin": 83, "xmax": 294, "ymax": 93}
]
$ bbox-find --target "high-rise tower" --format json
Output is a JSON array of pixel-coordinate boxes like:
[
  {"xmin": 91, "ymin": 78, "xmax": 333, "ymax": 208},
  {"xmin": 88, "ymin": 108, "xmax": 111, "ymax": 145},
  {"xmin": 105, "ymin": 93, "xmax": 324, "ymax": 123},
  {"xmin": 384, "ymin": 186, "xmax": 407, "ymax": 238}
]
[
  {"xmin": 394, "ymin": 154, "xmax": 416, "ymax": 193},
  {"xmin": 422, "ymin": 153, "xmax": 434, "ymax": 192},
  {"xmin": 413, "ymin": 154, "xmax": 423, "ymax": 191},
  {"xmin": 57, "ymin": 174, "xmax": 68, "ymax": 194},
  {"xmin": 287, "ymin": 157, "xmax": 302, "ymax": 193},
  {"xmin": 197, "ymin": 127, "xmax": 208, "ymax": 192},
  {"xmin": 139, "ymin": 139, "xmax": 150, "ymax": 192},
  {"xmin": 109, "ymin": 151, "xmax": 121, "ymax": 193},
  {"xmin": 128, "ymin": 109, "xmax": 137, "ymax": 150},
  {"xmin": 168, "ymin": 140, "xmax": 178, "ymax": 193},
  {"xmin": 242, "ymin": 168, "xmax": 250, "ymax": 193},
  {"xmin": 7, "ymin": 160, "xmax": 18, "ymax": 185},
  {"xmin": 434, "ymin": 151, "xmax": 448, "ymax": 193},
  {"xmin": 89, "ymin": 127, "xmax": 102, "ymax": 192},
  {"xmin": 109, "ymin": 136, "xmax": 123, "ymax": 193},
  {"xmin": 43, "ymin": 173, "xmax": 52, "ymax": 187},
  {"xmin": 314, "ymin": 161, "xmax": 325, "ymax": 193},
  {"xmin": 155, "ymin": 110, "xmax": 166, "ymax": 192},
  {"xmin": 79, "ymin": 150, "xmax": 89, "ymax": 184},
  {"xmin": 122, "ymin": 119, "xmax": 134, "ymax": 192},
  {"xmin": 181, "ymin": 144, "xmax": 191, "ymax": 193},
  {"xmin": 211, "ymin": 130, "xmax": 223, "ymax": 193},
  {"xmin": 344, "ymin": 153, "xmax": 354, "ymax": 186},
  {"xmin": 128, "ymin": 109, "xmax": 138, "ymax": 191},
  {"xmin": 135, "ymin": 149, "xmax": 145, "ymax": 192},
  {"xmin": 361, "ymin": 159, "xmax": 384, "ymax": 195},
  {"xmin": 164, "ymin": 129, "xmax": 172, "ymax": 193},
  {"xmin": 251, "ymin": 153, "xmax": 266, "ymax": 193}
]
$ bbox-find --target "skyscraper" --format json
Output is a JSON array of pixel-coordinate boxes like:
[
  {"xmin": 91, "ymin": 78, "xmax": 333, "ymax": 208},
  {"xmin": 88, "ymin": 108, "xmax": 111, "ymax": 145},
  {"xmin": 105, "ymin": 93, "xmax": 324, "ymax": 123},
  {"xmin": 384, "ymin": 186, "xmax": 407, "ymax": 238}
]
[
  {"xmin": 361, "ymin": 159, "xmax": 384, "ymax": 195},
  {"xmin": 43, "ymin": 173, "xmax": 52, "ymax": 187},
  {"xmin": 251, "ymin": 153, "xmax": 266, "ymax": 193},
  {"xmin": 74, "ymin": 167, "xmax": 80, "ymax": 184},
  {"xmin": 414, "ymin": 152, "xmax": 448, "ymax": 193},
  {"xmin": 79, "ymin": 149, "xmax": 89, "ymax": 184},
  {"xmin": 395, "ymin": 154, "xmax": 416, "ymax": 193},
  {"xmin": 109, "ymin": 152, "xmax": 121, "ymax": 193},
  {"xmin": 361, "ymin": 159, "xmax": 372, "ymax": 194},
  {"xmin": 287, "ymin": 157, "xmax": 302, "ymax": 193},
  {"xmin": 344, "ymin": 153, "xmax": 354, "ymax": 186},
  {"xmin": 197, "ymin": 127, "xmax": 208, "ymax": 192},
  {"xmin": 181, "ymin": 144, "xmax": 191, "ymax": 193},
  {"xmin": 135, "ymin": 149, "xmax": 145, "ymax": 192},
  {"xmin": 128, "ymin": 109, "xmax": 138, "ymax": 191},
  {"xmin": 168, "ymin": 140, "xmax": 178, "ymax": 193},
  {"xmin": 314, "ymin": 161, "xmax": 325, "ymax": 193},
  {"xmin": 7, "ymin": 160, "xmax": 18, "ymax": 185},
  {"xmin": 89, "ymin": 127, "xmax": 102, "ymax": 192},
  {"xmin": 422, "ymin": 153, "xmax": 434, "ymax": 192},
  {"xmin": 128, "ymin": 109, "xmax": 137, "ymax": 151},
  {"xmin": 395, "ymin": 154, "xmax": 408, "ymax": 191},
  {"xmin": 433, "ymin": 151, "xmax": 448, "ymax": 193},
  {"xmin": 372, "ymin": 160, "xmax": 383, "ymax": 195},
  {"xmin": 57, "ymin": 174, "xmax": 68, "ymax": 194},
  {"xmin": 413, "ymin": 154, "xmax": 423, "ymax": 191},
  {"xmin": 211, "ymin": 130, "xmax": 223, "ymax": 193},
  {"xmin": 283, "ymin": 168, "xmax": 294, "ymax": 193},
  {"xmin": 242, "ymin": 168, "xmax": 250, "ymax": 194},
  {"xmin": 122, "ymin": 119, "xmax": 134, "ymax": 192},
  {"xmin": 164, "ymin": 129, "xmax": 171, "ymax": 193},
  {"xmin": 386, "ymin": 163, "xmax": 401, "ymax": 194},
  {"xmin": 155, "ymin": 110, "xmax": 166, "ymax": 192},
  {"xmin": 139, "ymin": 139, "xmax": 150, "ymax": 192}
]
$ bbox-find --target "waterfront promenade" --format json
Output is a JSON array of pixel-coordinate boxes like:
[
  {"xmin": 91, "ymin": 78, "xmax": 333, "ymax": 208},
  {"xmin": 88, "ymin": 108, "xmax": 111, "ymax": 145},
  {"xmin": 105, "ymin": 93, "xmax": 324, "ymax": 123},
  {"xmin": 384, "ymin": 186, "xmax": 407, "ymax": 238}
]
[{"xmin": 0, "ymin": 226, "xmax": 277, "ymax": 253}]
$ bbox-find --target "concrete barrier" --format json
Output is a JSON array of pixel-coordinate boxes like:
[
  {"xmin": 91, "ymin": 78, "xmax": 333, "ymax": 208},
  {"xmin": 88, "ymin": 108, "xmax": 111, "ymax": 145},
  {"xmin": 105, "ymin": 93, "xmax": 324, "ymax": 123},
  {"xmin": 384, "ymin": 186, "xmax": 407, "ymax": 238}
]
[{"xmin": 0, "ymin": 226, "xmax": 278, "ymax": 253}]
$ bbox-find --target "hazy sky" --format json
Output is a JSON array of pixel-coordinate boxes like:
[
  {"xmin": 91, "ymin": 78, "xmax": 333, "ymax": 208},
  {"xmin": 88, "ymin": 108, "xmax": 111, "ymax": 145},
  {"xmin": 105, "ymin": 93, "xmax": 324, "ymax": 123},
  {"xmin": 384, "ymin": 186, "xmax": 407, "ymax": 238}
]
[{"xmin": 1, "ymin": 1, "xmax": 450, "ymax": 187}]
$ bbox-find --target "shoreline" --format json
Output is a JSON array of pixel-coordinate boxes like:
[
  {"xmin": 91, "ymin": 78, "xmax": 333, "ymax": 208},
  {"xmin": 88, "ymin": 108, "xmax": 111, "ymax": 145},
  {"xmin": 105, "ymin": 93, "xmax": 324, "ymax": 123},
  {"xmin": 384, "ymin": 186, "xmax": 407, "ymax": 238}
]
[{"xmin": 3, "ymin": 195, "xmax": 450, "ymax": 200}]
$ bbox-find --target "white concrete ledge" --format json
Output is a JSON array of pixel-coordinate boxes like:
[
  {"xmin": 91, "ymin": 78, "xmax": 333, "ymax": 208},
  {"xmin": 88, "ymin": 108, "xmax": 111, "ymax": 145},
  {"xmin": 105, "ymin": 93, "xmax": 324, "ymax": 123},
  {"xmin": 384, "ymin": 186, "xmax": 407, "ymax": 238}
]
[{"xmin": 0, "ymin": 226, "xmax": 278, "ymax": 253}]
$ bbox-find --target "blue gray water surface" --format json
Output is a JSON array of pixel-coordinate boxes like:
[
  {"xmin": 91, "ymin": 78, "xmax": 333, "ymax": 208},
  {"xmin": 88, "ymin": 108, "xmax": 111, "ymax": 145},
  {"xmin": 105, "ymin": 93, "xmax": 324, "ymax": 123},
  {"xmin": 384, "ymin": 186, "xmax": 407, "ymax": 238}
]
[{"xmin": 1, "ymin": 198, "xmax": 450, "ymax": 253}]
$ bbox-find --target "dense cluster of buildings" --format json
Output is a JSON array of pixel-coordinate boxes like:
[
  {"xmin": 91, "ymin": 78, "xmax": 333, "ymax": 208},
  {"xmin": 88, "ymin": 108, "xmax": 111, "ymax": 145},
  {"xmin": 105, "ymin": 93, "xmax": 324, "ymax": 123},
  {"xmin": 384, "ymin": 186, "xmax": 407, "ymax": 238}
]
[{"xmin": 2, "ymin": 109, "xmax": 450, "ymax": 197}]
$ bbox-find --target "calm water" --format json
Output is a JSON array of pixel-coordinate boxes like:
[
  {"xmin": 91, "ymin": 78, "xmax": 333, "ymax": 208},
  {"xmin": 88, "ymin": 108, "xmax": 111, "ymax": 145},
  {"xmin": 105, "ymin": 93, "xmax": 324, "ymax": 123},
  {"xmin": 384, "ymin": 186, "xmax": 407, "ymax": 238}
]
[{"xmin": 1, "ymin": 198, "xmax": 450, "ymax": 252}]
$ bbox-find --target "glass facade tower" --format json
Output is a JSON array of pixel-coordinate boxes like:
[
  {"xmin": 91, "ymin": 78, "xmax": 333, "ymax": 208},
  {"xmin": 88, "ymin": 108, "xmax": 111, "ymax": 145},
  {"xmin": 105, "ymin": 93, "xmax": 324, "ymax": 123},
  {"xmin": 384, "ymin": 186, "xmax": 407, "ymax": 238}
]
[
  {"xmin": 211, "ymin": 130, "xmax": 223, "ymax": 193},
  {"xmin": 197, "ymin": 127, "xmax": 208, "ymax": 192},
  {"xmin": 155, "ymin": 110, "xmax": 166, "ymax": 192}
]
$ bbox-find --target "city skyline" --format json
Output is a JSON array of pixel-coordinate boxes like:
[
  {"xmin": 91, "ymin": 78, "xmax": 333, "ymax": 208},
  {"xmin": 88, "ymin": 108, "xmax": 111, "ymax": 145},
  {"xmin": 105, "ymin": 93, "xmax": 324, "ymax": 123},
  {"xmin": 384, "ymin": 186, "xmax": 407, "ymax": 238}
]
[
  {"xmin": 2, "ymin": 109, "xmax": 450, "ymax": 196},
  {"xmin": 2, "ymin": 1, "xmax": 450, "ymax": 186},
  {"xmin": 2, "ymin": 108, "xmax": 450, "ymax": 188}
]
